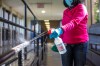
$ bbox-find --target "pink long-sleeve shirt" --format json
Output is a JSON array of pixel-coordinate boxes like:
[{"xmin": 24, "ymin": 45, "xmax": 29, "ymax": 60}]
[{"xmin": 60, "ymin": 4, "xmax": 89, "ymax": 44}]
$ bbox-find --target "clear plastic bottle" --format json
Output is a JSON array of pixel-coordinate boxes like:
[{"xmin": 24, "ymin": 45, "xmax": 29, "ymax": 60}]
[{"xmin": 54, "ymin": 37, "xmax": 67, "ymax": 54}]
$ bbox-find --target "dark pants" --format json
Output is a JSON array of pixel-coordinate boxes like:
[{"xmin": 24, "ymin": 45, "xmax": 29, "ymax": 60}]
[{"xmin": 61, "ymin": 42, "xmax": 88, "ymax": 66}]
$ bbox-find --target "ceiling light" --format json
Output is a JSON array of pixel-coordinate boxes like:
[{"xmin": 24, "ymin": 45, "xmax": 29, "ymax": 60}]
[
  {"xmin": 44, "ymin": 20, "xmax": 49, "ymax": 22},
  {"xmin": 46, "ymin": 27, "xmax": 50, "ymax": 29},
  {"xmin": 46, "ymin": 27, "xmax": 50, "ymax": 30},
  {"xmin": 45, "ymin": 22, "xmax": 50, "ymax": 25},
  {"xmin": 46, "ymin": 25, "xmax": 50, "ymax": 27},
  {"xmin": 41, "ymin": 10, "xmax": 46, "ymax": 13}
]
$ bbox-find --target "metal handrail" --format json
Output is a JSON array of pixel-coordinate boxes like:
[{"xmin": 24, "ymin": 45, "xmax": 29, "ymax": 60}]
[
  {"xmin": 89, "ymin": 27, "xmax": 100, "ymax": 56},
  {"xmin": 0, "ymin": 17, "xmax": 34, "ymax": 32},
  {"xmin": 0, "ymin": 0, "xmax": 48, "ymax": 65},
  {"xmin": 89, "ymin": 49, "xmax": 100, "ymax": 56},
  {"xmin": 89, "ymin": 33, "xmax": 100, "ymax": 36},
  {"xmin": 0, "ymin": 31, "xmax": 47, "ymax": 65}
]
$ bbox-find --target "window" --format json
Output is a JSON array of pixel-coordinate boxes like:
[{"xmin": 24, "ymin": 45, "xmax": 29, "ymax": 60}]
[
  {"xmin": 20, "ymin": 19, "xmax": 25, "ymax": 36},
  {"xmin": 0, "ymin": 7, "xmax": 3, "ymax": 18},
  {"xmin": 94, "ymin": 0, "xmax": 100, "ymax": 23},
  {"xmin": 3, "ymin": 8, "xmax": 10, "ymax": 28},
  {"xmin": 12, "ymin": 14, "xmax": 17, "ymax": 30},
  {"xmin": 0, "ymin": 7, "xmax": 3, "ymax": 46},
  {"xmin": 2, "ymin": 8, "xmax": 10, "ymax": 41},
  {"xmin": 0, "ymin": 7, "xmax": 3, "ymax": 27}
]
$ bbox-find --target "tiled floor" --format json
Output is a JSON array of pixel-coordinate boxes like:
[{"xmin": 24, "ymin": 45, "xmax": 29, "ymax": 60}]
[
  {"xmin": 46, "ymin": 43, "xmax": 62, "ymax": 66},
  {"xmin": 46, "ymin": 43, "xmax": 94, "ymax": 66}
]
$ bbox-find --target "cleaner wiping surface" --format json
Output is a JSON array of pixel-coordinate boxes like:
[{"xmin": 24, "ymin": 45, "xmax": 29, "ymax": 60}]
[{"xmin": 48, "ymin": 28, "xmax": 67, "ymax": 54}]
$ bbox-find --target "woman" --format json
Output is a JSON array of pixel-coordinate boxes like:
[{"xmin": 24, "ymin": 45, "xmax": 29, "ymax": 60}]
[{"xmin": 49, "ymin": 0, "xmax": 89, "ymax": 66}]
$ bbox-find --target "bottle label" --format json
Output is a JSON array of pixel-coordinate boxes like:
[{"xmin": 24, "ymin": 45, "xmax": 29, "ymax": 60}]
[{"xmin": 57, "ymin": 43, "xmax": 64, "ymax": 51}]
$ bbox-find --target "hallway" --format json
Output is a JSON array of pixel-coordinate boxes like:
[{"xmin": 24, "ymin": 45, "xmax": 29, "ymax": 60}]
[{"xmin": 0, "ymin": 0, "xmax": 100, "ymax": 66}]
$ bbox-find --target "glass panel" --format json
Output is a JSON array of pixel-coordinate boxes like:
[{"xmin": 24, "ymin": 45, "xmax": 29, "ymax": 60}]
[
  {"xmin": 20, "ymin": 19, "xmax": 24, "ymax": 39},
  {"xmin": 0, "ymin": 7, "xmax": 3, "ymax": 27},
  {"xmin": 94, "ymin": 0, "xmax": 100, "ymax": 23},
  {"xmin": 12, "ymin": 16, "xmax": 16, "ymax": 30},
  {"xmin": 0, "ymin": 7, "xmax": 3, "ymax": 18},
  {"xmin": 4, "ymin": 11, "xmax": 9, "ymax": 28},
  {"xmin": 9, "ymin": 14, "xmax": 12, "ymax": 29}
]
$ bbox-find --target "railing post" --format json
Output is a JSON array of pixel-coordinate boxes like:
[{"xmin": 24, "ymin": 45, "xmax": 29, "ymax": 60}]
[
  {"xmin": 18, "ymin": 51, "xmax": 23, "ymax": 66},
  {"xmin": 90, "ymin": 44, "xmax": 93, "ymax": 49},
  {"xmin": 24, "ymin": 3, "xmax": 27, "ymax": 60},
  {"xmin": 37, "ymin": 38, "xmax": 39, "ymax": 66},
  {"xmin": 95, "ymin": 44, "xmax": 97, "ymax": 51},
  {"xmin": 41, "ymin": 36, "xmax": 44, "ymax": 61},
  {"xmin": 33, "ymin": 24, "xmax": 36, "ymax": 52},
  {"xmin": 44, "ymin": 35, "xmax": 47, "ymax": 52}
]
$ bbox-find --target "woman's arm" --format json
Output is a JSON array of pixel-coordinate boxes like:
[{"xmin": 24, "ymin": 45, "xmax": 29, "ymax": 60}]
[{"xmin": 61, "ymin": 4, "xmax": 88, "ymax": 32}]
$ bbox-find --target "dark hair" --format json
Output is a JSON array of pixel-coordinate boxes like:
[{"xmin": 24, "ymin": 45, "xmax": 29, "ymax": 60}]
[
  {"xmin": 63, "ymin": 0, "xmax": 85, "ymax": 8},
  {"xmin": 72, "ymin": 0, "xmax": 85, "ymax": 7},
  {"xmin": 63, "ymin": 0, "xmax": 69, "ymax": 7}
]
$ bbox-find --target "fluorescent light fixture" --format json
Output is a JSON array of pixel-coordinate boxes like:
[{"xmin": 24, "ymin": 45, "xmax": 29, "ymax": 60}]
[
  {"xmin": 44, "ymin": 20, "xmax": 49, "ymax": 22},
  {"xmin": 45, "ymin": 22, "xmax": 50, "ymax": 25},
  {"xmin": 46, "ymin": 25, "xmax": 50, "ymax": 27},
  {"xmin": 44, "ymin": 20, "xmax": 50, "ymax": 30},
  {"xmin": 41, "ymin": 10, "xmax": 46, "ymax": 13},
  {"xmin": 46, "ymin": 26, "xmax": 50, "ymax": 28},
  {"xmin": 46, "ymin": 24, "xmax": 50, "ymax": 25},
  {"xmin": 46, "ymin": 27, "xmax": 50, "ymax": 29},
  {"xmin": 46, "ymin": 27, "xmax": 50, "ymax": 30}
]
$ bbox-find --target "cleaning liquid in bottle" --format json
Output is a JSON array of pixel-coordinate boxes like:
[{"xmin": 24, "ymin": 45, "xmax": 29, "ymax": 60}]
[{"xmin": 54, "ymin": 37, "xmax": 67, "ymax": 54}]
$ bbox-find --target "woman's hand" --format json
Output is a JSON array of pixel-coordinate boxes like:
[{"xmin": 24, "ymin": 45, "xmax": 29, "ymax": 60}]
[{"xmin": 49, "ymin": 28, "xmax": 63, "ymax": 39}]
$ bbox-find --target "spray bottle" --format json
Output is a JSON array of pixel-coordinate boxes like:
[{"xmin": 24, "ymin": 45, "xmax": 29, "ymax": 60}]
[{"xmin": 48, "ymin": 29, "xmax": 67, "ymax": 54}]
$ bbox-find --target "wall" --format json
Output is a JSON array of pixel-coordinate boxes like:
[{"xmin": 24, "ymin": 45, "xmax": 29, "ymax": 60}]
[{"xmin": 0, "ymin": 0, "xmax": 23, "ymax": 19}]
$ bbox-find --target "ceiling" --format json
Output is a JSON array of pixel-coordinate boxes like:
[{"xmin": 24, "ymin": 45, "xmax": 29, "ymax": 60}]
[{"xmin": 3, "ymin": 0, "xmax": 66, "ymax": 20}]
